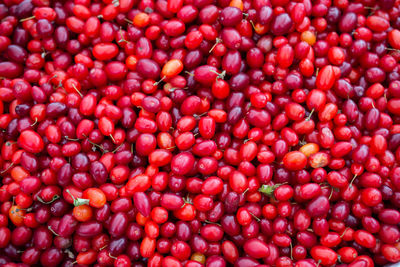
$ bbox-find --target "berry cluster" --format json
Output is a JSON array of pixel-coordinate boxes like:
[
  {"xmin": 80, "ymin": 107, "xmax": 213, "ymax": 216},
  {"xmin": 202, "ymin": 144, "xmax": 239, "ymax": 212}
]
[{"xmin": 0, "ymin": 0, "xmax": 400, "ymax": 266}]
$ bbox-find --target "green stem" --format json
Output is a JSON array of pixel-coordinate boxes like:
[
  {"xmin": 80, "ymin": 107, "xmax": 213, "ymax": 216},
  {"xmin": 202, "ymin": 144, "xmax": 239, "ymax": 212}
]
[
  {"xmin": 65, "ymin": 189, "xmax": 90, "ymax": 207},
  {"xmin": 306, "ymin": 108, "xmax": 314, "ymax": 121},
  {"xmin": 209, "ymin": 38, "xmax": 222, "ymax": 53},
  {"xmin": 20, "ymin": 16, "xmax": 35, "ymax": 22},
  {"xmin": 37, "ymin": 195, "xmax": 60, "ymax": 204},
  {"xmin": 205, "ymin": 220, "xmax": 222, "ymax": 226},
  {"xmin": 349, "ymin": 174, "xmax": 357, "ymax": 188},
  {"xmin": 48, "ymin": 226, "xmax": 59, "ymax": 236},
  {"xmin": 154, "ymin": 76, "xmax": 166, "ymax": 86}
]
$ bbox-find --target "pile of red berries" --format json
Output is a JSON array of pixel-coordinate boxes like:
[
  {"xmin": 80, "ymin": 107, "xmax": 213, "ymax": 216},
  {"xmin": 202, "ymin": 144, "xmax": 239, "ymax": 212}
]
[{"xmin": 1, "ymin": 0, "xmax": 400, "ymax": 266}]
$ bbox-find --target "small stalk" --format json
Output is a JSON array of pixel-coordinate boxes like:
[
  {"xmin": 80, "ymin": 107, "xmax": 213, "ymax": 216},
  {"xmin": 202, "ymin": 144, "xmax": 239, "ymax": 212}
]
[
  {"xmin": 55, "ymin": 81, "xmax": 64, "ymax": 89},
  {"xmin": 340, "ymin": 227, "xmax": 350, "ymax": 238},
  {"xmin": 47, "ymin": 74, "xmax": 58, "ymax": 83},
  {"xmin": 209, "ymin": 38, "xmax": 222, "ymax": 53},
  {"xmin": 1, "ymin": 162, "xmax": 13, "ymax": 174},
  {"xmin": 125, "ymin": 18, "xmax": 133, "ymax": 24},
  {"xmin": 65, "ymin": 189, "xmax": 90, "ymax": 207},
  {"xmin": 112, "ymin": 143, "xmax": 124, "ymax": 153},
  {"xmin": 117, "ymin": 27, "xmax": 128, "ymax": 43},
  {"xmin": 72, "ymin": 84, "xmax": 83, "ymax": 98},
  {"xmin": 329, "ymin": 187, "xmax": 334, "ymax": 200},
  {"xmin": 37, "ymin": 195, "xmax": 60, "ymax": 204},
  {"xmin": 185, "ymin": 71, "xmax": 194, "ymax": 76},
  {"xmin": 83, "ymin": 135, "xmax": 105, "ymax": 152},
  {"xmin": 109, "ymin": 134, "xmax": 116, "ymax": 143},
  {"xmin": 259, "ymin": 182, "xmax": 287, "ymax": 196},
  {"xmin": 154, "ymin": 76, "xmax": 166, "ymax": 86},
  {"xmin": 64, "ymin": 136, "xmax": 80, "ymax": 141},
  {"xmin": 337, "ymin": 255, "xmax": 342, "ymax": 264},
  {"xmin": 10, "ymin": 210, "xmax": 25, "ymax": 219},
  {"xmin": 168, "ymin": 87, "xmax": 180, "ymax": 92},
  {"xmin": 30, "ymin": 117, "xmax": 38, "ymax": 127},
  {"xmin": 249, "ymin": 20, "xmax": 256, "ymax": 31},
  {"xmin": 242, "ymin": 188, "xmax": 249, "ymax": 195},
  {"xmin": 48, "ymin": 226, "xmax": 59, "ymax": 236},
  {"xmin": 243, "ymin": 137, "xmax": 253, "ymax": 144},
  {"xmin": 387, "ymin": 47, "xmax": 400, "ymax": 52},
  {"xmin": 41, "ymin": 50, "xmax": 48, "ymax": 59},
  {"xmin": 144, "ymin": 7, "xmax": 154, "ymax": 14},
  {"xmin": 246, "ymin": 102, "xmax": 252, "ymax": 110},
  {"xmin": 306, "ymin": 108, "xmax": 314, "ymax": 121},
  {"xmin": 249, "ymin": 212, "xmax": 260, "ymax": 222},
  {"xmin": 194, "ymin": 112, "xmax": 208, "ymax": 119},
  {"xmin": 20, "ymin": 16, "xmax": 35, "ymax": 22},
  {"xmin": 64, "ymin": 249, "xmax": 75, "ymax": 259},
  {"xmin": 349, "ymin": 174, "xmax": 357, "ymax": 188},
  {"xmin": 209, "ymin": 69, "xmax": 226, "ymax": 80},
  {"xmin": 205, "ymin": 220, "xmax": 222, "ymax": 226},
  {"xmin": 182, "ymin": 195, "xmax": 193, "ymax": 205}
]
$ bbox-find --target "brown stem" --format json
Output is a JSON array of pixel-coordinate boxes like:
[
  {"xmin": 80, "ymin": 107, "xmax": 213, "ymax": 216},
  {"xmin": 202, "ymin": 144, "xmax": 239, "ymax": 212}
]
[
  {"xmin": 48, "ymin": 226, "xmax": 59, "ymax": 236},
  {"xmin": 37, "ymin": 195, "xmax": 60, "ymax": 204},
  {"xmin": 72, "ymin": 84, "xmax": 83, "ymax": 98},
  {"xmin": 329, "ymin": 187, "xmax": 334, "ymax": 200},
  {"xmin": 205, "ymin": 220, "xmax": 222, "ymax": 226},
  {"xmin": 209, "ymin": 70, "xmax": 226, "ymax": 80},
  {"xmin": 30, "ymin": 117, "xmax": 38, "ymax": 127},
  {"xmin": 112, "ymin": 0, "xmax": 120, "ymax": 7},
  {"xmin": 349, "ymin": 174, "xmax": 357, "ymax": 188}
]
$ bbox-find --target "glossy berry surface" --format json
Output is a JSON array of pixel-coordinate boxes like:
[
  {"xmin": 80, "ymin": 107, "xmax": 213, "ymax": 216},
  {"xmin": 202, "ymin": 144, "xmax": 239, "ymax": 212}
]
[{"xmin": 0, "ymin": 0, "xmax": 400, "ymax": 266}]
